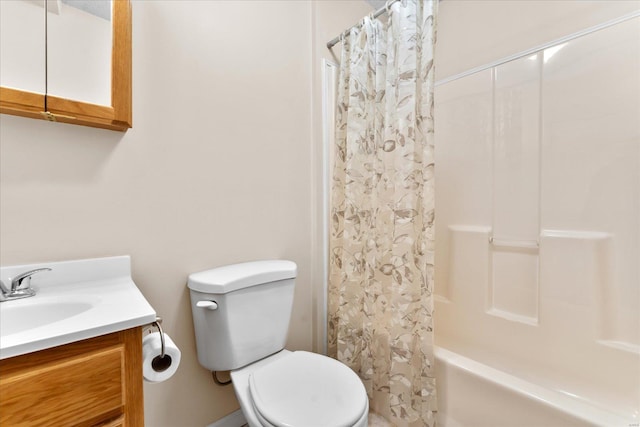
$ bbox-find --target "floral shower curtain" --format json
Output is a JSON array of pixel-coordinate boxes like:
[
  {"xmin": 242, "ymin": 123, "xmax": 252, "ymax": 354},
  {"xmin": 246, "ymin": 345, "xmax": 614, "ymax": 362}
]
[{"xmin": 328, "ymin": 0, "xmax": 437, "ymax": 425}]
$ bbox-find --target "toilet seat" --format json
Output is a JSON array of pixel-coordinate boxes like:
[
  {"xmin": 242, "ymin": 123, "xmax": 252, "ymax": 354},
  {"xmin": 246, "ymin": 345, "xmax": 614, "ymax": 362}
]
[{"xmin": 248, "ymin": 351, "xmax": 368, "ymax": 427}]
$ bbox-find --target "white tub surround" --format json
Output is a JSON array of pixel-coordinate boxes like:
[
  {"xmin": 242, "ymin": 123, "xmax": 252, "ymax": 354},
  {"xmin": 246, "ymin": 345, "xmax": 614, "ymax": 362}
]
[{"xmin": 434, "ymin": 12, "xmax": 640, "ymax": 423}]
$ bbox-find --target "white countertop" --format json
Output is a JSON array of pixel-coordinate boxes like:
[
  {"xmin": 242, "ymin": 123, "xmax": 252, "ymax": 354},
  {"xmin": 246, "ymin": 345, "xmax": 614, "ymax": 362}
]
[{"xmin": 0, "ymin": 256, "xmax": 156, "ymax": 359}]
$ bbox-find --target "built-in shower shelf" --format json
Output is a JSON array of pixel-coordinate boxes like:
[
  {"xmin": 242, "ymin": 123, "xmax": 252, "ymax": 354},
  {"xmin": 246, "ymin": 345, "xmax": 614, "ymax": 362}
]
[
  {"xmin": 489, "ymin": 237, "xmax": 539, "ymax": 250},
  {"xmin": 486, "ymin": 308, "xmax": 538, "ymax": 326},
  {"xmin": 597, "ymin": 340, "xmax": 640, "ymax": 355}
]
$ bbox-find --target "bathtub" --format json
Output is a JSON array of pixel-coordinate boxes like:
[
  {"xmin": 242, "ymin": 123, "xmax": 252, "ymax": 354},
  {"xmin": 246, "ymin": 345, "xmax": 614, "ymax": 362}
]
[{"xmin": 434, "ymin": 347, "xmax": 634, "ymax": 427}]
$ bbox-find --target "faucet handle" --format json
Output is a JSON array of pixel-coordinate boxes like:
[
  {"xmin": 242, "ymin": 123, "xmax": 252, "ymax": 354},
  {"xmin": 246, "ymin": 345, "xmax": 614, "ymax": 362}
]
[
  {"xmin": 10, "ymin": 268, "xmax": 52, "ymax": 292},
  {"xmin": 0, "ymin": 279, "xmax": 9, "ymax": 296}
]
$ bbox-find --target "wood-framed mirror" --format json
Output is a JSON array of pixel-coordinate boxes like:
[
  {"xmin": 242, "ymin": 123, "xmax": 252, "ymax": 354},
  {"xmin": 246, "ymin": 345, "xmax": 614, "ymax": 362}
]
[{"xmin": 0, "ymin": 0, "xmax": 132, "ymax": 131}]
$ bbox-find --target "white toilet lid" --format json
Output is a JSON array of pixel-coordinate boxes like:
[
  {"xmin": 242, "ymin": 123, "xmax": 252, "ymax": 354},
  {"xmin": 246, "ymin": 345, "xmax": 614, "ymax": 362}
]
[{"xmin": 248, "ymin": 351, "xmax": 368, "ymax": 427}]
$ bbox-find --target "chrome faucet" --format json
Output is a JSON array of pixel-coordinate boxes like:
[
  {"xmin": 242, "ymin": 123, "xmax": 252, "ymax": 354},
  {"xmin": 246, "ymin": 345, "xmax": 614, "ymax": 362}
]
[{"xmin": 0, "ymin": 268, "xmax": 52, "ymax": 302}]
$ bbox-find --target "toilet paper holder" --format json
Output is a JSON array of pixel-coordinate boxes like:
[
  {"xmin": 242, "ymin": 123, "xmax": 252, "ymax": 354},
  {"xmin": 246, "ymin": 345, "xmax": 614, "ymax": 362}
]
[{"xmin": 150, "ymin": 317, "xmax": 172, "ymax": 372}]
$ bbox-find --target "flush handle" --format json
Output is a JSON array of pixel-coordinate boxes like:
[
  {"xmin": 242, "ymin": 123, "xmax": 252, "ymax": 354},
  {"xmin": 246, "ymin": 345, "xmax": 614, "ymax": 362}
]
[{"xmin": 196, "ymin": 300, "xmax": 218, "ymax": 310}]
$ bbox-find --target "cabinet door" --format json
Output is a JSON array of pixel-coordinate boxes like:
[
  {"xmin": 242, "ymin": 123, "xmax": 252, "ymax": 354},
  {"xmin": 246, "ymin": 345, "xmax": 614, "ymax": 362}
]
[
  {"xmin": 0, "ymin": 347, "xmax": 124, "ymax": 426},
  {"xmin": 0, "ymin": 0, "xmax": 46, "ymax": 94},
  {"xmin": 0, "ymin": 0, "xmax": 46, "ymax": 117},
  {"xmin": 98, "ymin": 416, "xmax": 126, "ymax": 427},
  {"xmin": 46, "ymin": 0, "xmax": 113, "ymax": 107},
  {"xmin": 45, "ymin": 0, "xmax": 132, "ymax": 131},
  {"xmin": 0, "ymin": 328, "xmax": 144, "ymax": 427}
]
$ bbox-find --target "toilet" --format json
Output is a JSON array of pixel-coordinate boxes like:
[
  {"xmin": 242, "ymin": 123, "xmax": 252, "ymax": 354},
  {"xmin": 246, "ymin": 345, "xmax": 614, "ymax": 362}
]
[{"xmin": 188, "ymin": 260, "xmax": 369, "ymax": 427}]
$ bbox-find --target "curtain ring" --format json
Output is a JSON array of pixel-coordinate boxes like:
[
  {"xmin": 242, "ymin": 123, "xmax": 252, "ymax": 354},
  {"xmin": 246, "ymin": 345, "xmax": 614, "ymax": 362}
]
[{"xmin": 385, "ymin": 0, "xmax": 393, "ymax": 14}]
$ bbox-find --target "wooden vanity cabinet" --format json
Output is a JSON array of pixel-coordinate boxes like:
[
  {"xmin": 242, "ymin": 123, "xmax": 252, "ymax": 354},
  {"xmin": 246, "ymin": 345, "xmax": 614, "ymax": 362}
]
[{"xmin": 0, "ymin": 327, "xmax": 143, "ymax": 427}]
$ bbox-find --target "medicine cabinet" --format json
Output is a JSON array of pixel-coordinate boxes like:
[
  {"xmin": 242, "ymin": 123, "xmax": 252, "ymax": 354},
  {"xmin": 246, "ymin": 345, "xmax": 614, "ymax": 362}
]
[{"xmin": 0, "ymin": 0, "xmax": 132, "ymax": 131}]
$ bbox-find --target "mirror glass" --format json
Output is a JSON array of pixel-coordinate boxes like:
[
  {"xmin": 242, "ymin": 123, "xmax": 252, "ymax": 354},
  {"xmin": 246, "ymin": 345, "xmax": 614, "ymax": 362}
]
[
  {"xmin": 0, "ymin": 0, "xmax": 46, "ymax": 94},
  {"xmin": 47, "ymin": 0, "xmax": 112, "ymax": 106}
]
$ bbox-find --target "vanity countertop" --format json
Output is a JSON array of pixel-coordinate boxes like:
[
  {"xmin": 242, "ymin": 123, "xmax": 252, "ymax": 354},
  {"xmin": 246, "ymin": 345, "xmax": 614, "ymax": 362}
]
[{"xmin": 0, "ymin": 256, "xmax": 156, "ymax": 359}]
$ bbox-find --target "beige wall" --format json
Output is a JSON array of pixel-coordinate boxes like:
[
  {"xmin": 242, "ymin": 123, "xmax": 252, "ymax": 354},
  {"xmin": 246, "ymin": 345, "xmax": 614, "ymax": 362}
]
[
  {"xmin": 436, "ymin": 0, "xmax": 640, "ymax": 80},
  {"xmin": 0, "ymin": 1, "xmax": 369, "ymax": 425}
]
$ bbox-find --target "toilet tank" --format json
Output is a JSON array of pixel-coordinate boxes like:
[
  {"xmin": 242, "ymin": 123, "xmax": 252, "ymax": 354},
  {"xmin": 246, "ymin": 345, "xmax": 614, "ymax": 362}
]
[{"xmin": 188, "ymin": 260, "xmax": 296, "ymax": 371}]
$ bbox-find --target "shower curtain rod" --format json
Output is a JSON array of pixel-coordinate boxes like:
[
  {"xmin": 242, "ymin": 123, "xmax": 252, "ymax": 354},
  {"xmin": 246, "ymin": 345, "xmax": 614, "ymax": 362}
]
[{"xmin": 326, "ymin": 0, "xmax": 400, "ymax": 49}]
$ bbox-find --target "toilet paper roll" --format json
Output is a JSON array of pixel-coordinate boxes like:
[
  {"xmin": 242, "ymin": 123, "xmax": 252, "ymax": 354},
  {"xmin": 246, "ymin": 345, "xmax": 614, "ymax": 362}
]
[{"xmin": 142, "ymin": 331, "xmax": 181, "ymax": 383}]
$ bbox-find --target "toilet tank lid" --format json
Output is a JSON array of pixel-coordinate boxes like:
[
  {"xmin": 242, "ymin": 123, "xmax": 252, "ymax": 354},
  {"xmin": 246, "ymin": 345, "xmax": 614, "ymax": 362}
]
[{"xmin": 187, "ymin": 260, "xmax": 297, "ymax": 294}]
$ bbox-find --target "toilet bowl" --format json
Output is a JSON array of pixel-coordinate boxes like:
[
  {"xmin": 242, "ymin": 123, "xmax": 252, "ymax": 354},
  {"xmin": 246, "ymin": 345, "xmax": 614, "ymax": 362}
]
[
  {"xmin": 231, "ymin": 350, "xmax": 368, "ymax": 427},
  {"xmin": 188, "ymin": 260, "xmax": 369, "ymax": 427}
]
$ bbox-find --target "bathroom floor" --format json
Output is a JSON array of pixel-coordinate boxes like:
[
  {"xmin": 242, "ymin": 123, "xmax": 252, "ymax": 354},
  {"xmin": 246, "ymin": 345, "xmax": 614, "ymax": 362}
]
[{"xmin": 368, "ymin": 412, "xmax": 392, "ymax": 426}]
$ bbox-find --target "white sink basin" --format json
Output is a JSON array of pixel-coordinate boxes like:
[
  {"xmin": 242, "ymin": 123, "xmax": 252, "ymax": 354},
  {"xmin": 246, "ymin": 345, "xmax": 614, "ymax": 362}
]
[
  {"xmin": 0, "ymin": 299, "xmax": 95, "ymax": 336},
  {"xmin": 0, "ymin": 256, "xmax": 156, "ymax": 359}
]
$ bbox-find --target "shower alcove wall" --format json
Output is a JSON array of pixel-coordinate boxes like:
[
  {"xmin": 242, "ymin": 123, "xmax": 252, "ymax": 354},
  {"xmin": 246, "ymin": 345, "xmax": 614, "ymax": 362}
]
[{"xmin": 434, "ymin": 11, "xmax": 640, "ymax": 425}]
